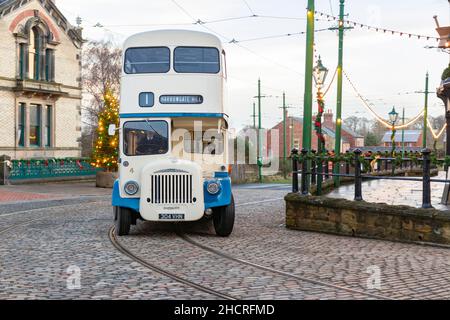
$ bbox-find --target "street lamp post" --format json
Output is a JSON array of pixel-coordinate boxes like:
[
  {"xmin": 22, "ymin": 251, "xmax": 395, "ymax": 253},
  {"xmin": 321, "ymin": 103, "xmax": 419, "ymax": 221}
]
[
  {"xmin": 301, "ymin": 0, "xmax": 315, "ymax": 189},
  {"xmin": 313, "ymin": 57, "xmax": 329, "ymax": 195},
  {"xmin": 333, "ymin": 0, "xmax": 346, "ymax": 187},
  {"xmin": 257, "ymin": 79, "xmax": 263, "ymax": 183},
  {"xmin": 435, "ymin": 5, "xmax": 450, "ymax": 204},
  {"xmin": 389, "ymin": 107, "xmax": 399, "ymax": 155}
]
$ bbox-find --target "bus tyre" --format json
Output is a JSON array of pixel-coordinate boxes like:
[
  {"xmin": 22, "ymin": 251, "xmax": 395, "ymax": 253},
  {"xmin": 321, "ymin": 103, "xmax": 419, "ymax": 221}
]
[
  {"xmin": 113, "ymin": 206, "xmax": 118, "ymax": 221},
  {"xmin": 115, "ymin": 207, "xmax": 131, "ymax": 236},
  {"xmin": 213, "ymin": 195, "xmax": 235, "ymax": 237}
]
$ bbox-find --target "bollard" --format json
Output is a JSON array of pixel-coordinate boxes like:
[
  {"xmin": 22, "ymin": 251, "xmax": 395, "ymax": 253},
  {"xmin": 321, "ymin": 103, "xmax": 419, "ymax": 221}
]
[
  {"xmin": 354, "ymin": 149, "xmax": 363, "ymax": 201},
  {"xmin": 384, "ymin": 158, "xmax": 388, "ymax": 171},
  {"xmin": 377, "ymin": 158, "xmax": 382, "ymax": 173},
  {"xmin": 0, "ymin": 155, "xmax": 11, "ymax": 186},
  {"xmin": 422, "ymin": 149, "xmax": 433, "ymax": 209},
  {"xmin": 317, "ymin": 150, "xmax": 323, "ymax": 196},
  {"xmin": 311, "ymin": 150, "xmax": 317, "ymax": 185},
  {"xmin": 301, "ymin": 149, "xmax": 309, "ymax": 195},
  {"xmin": 291, "ymin": 149, "xmax": 299, "ymax": 193},
  {"xmin": 345, "ymin": 151, "xmax": 350, "ymax": 175}
]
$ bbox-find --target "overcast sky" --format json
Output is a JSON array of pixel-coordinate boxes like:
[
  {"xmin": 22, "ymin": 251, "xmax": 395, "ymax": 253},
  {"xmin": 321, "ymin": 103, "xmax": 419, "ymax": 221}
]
[{"xmin": 57, "ymin": 0, "xmax": 450, "ymax": 131}]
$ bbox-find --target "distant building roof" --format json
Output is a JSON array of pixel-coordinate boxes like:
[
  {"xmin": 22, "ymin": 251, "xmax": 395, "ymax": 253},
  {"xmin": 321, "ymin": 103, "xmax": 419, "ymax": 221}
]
[
  {"xmin": 349, "ymin": 146, "xmax": 423, "ymax": 153},
  {"xmin": 322, "ymin": 126, "xmax": 348, "ymax": 143},
  {"xmin": 382, "ymin": 130, "xmax": 421, "ymax": 143}
]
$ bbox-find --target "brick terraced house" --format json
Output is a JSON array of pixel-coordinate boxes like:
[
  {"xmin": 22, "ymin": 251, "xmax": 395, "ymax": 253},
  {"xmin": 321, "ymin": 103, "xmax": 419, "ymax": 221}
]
[
  {"xmin": 266, "ymin": 110, "xmax": 364, "ymax": 159},
  {"xmin": 0, "ymin": 0, "xmax": 83, "ymax": 159}
]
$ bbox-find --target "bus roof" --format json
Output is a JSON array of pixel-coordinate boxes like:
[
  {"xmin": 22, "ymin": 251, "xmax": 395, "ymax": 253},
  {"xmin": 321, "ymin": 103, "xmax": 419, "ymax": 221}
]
[{"xmin": 123, "ymin": 29, "xmax": 222, "ymax": 49}]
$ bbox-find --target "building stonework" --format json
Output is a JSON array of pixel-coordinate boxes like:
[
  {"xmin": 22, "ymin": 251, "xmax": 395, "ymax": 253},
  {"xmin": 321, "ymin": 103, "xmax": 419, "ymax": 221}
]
[{"xmin": 0, "ymin": 0, "xmax": 83, "ymax": 159}]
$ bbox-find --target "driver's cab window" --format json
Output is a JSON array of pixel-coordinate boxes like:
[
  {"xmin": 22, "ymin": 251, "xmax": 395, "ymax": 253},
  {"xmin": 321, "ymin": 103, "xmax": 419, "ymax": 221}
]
[{"xmin": 123, "ymin": 120, "xmax": 169, "ymax": 156}]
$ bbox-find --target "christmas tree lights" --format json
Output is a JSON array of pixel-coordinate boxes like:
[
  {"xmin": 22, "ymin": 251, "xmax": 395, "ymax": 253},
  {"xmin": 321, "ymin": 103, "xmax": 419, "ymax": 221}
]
[{"xmin": 91, "ymin": 89, "xmax": 120, "ymax": 172}]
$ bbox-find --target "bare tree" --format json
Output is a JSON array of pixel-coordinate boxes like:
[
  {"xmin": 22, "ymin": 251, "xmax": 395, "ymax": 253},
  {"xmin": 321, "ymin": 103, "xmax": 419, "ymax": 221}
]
[
  {"xmin": 81, "ymin": 40, "xmax": 122, "ymax": 156},
  {"xmin": 344, "ymin": 116, "xmax": 359, "ymax": 133}
]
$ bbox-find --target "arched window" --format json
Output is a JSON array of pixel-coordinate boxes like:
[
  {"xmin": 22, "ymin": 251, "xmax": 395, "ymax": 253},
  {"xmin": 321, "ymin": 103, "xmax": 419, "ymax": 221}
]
[
  {"xmin": 28, "ymin": 26, "xmax": 40, "ymax": 80},
  {"xmin": 18, "ymin": 21, "xmax": 55, "ymax": 82}
]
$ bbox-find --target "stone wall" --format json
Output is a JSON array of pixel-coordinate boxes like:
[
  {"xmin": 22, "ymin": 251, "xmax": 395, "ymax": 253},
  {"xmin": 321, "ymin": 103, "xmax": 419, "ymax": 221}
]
[{"xmin": 285, "ymin": 193, "xmax": 450, "ymax": 245}]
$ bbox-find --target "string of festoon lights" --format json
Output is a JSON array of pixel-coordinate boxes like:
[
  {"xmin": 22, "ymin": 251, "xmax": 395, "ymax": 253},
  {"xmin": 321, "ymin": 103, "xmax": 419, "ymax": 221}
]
[
  {"xmin": 314, "ymin": 10, "xmax": 440, "ymax": 42},
  {"xmin": 345, "ymin": 70, "xmax": 447, "ymax": 138},
  {"xmin": 322, "ymin": 67, "xmax": 337, "ymax": 97},
  {"xmin": 427, "ymin": 118, "xmax": 447, "ymax": 140},
  {"xmin": 343, "ymin": 70, "xmax": 424, "ymax": 130}
]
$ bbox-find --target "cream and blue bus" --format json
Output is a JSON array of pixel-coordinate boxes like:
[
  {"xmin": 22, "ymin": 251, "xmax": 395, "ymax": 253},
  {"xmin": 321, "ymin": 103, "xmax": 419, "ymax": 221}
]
[{"xmin": 110, "ymin": 30, "xmax": 234, "ymax": 237}]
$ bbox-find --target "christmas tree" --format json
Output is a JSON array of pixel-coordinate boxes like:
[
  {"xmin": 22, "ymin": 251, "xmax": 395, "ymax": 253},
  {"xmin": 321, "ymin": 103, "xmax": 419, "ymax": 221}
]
[{"xmin": 91, "ymin": 89, "xmax": 119, "ymax": 171}]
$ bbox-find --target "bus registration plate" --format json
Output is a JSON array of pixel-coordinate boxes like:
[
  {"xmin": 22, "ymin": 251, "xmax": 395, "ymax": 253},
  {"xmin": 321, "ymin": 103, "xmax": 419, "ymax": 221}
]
[{"xmin": 159, "ymin": 214, "xmax": 185, "ymax": 220}]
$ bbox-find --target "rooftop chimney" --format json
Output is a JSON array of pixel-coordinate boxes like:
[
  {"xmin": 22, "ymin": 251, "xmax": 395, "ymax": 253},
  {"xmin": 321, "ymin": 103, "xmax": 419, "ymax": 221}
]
[{"xmin": 323, "ymin": 109, "xmax": 334, "ymax": 127}]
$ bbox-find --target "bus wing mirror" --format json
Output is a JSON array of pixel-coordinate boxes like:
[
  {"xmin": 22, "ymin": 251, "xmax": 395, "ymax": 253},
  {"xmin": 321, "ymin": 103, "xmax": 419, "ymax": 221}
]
[{"xmin": 108, "ymin": 124, "xmax": 117, "ymax": 136}]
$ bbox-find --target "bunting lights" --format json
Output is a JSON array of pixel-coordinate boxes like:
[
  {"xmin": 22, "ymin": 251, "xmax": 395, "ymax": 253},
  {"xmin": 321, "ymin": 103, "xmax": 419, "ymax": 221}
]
[
  {"xmin": 343, "ymin": 70, "xmax": 424, "ymax": 130},
  {"xmin": 314, "ymin": 10, "xmax": 440, "ymax": 42}
]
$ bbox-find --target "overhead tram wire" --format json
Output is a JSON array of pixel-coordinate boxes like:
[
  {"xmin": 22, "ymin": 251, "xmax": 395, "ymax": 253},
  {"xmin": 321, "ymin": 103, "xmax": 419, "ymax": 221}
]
[
  {"xmin": 102, "ymin": 14, "xmax": 328, "ymax": 28},
  {"xmin": 242, "ymin": 0, "xmax": 256, "ymax": 16},
  {"xmin": 231, "ymin": 28, "xmax": 330, "ymax": 43},
  {"xmin": 170, "ymin": 0, "xmax": 305, "ymax": 77}
]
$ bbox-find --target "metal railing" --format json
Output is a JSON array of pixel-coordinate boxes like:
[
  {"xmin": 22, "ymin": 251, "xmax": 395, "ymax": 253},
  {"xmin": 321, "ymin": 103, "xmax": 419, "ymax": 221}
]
[
  {"xmin": 291, "ymin": 148, "xmax": 446, "ymax": 209},
  {"xmin": 8, "ymin": 158, "xmax": 101, "ymax": 180}
]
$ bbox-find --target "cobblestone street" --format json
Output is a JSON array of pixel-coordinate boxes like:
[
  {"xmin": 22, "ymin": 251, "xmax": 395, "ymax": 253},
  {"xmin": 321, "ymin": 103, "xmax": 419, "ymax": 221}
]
[{"xmin": 1, "ymin": 182, "xmax": 450, "ymax": 300}]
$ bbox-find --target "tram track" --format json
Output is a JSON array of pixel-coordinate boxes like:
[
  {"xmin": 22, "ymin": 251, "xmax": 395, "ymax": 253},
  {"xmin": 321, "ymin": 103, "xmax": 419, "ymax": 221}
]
[
  {"xmin": 177, "ymin": 197, "xmax": 393, "ymax": 300},
  {"xmin": 176, "ymin": 231, "xmax": 393, "ymax": 300},
  {"xmin": 108, "ymin": 226, "xmax": 237, "ymax": 300},
  {"xmin": 0, "ymin": 200, "xmax": 109, "ymax": 235},
  {"xmin": 0, "ymin": 196, "xmax": 110, "ymax": 217}
]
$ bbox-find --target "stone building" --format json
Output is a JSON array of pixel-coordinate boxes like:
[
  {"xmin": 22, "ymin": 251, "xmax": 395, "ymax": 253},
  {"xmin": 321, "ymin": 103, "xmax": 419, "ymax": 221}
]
[{"xmin": 0, "ymin": 0, "xmax": 83, "ymax": 159}]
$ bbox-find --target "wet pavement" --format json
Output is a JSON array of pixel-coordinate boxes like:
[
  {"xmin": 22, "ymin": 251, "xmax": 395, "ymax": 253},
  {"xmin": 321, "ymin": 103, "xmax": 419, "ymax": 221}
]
[{"xmin": 328, "ymin": 171, "xmax": 450, "ymax": 211}]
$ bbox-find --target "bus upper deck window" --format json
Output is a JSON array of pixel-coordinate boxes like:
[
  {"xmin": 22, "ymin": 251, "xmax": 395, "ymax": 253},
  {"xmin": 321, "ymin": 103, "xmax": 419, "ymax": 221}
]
[
  {"xmin": 124, "ymin": 47, "xmax": 170, "ymax": 74},
  {"xmin": 174, "ymin": 47, "xmax": 220, "ymax": 74}
]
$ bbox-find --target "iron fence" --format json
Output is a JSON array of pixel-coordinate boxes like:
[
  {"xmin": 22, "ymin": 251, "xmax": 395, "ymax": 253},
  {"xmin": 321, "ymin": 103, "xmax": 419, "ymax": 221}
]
[
  {"xmin": 291, "ymin": 148, "xmax": 447, "ymax": 209},
  {"xmin": 8, "ymin": 158, "xmax": 101, "ymax": 180}
]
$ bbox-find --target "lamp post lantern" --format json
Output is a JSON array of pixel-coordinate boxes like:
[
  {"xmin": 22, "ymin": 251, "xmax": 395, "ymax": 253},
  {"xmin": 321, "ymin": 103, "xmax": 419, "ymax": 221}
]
[
  {"xmin": 313, "ymin": 57, "xmax": 329, "ymax": 195},
  {"xmin": 313, "ymin": 57, "xmax": 329, "ymax": 88},
  {"xmin": 389, "ymin": 107, "xmax": 399, "ymax": 155}
]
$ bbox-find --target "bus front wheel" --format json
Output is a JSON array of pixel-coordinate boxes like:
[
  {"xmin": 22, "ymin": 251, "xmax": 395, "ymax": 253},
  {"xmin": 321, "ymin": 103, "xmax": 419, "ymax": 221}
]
[
  {"xmin": 213, "ymin": 195, "xmax": 235, "ymax": 237},
  {"xmin": 115, "ymin": 206, "xmax": 131, "ymax": 236}
]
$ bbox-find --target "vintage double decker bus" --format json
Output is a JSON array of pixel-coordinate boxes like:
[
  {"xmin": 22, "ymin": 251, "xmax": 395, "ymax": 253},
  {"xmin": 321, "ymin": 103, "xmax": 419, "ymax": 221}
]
[{"xmin": 110, "ymin": 30, "xmax": 234, "ymax": 237}]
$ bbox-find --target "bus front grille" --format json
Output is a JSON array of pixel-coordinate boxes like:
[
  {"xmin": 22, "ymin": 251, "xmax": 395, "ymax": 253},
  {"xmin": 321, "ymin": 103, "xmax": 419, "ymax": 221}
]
[{"xmin": 150, "ymin": 174, "xmax": 193, "ymax": 204}]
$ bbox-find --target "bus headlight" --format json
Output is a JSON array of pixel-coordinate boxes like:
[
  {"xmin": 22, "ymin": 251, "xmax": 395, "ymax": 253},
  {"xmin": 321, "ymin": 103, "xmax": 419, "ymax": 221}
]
[
  {"xmin": 124, "ymin": 181, "xmax": 139, "ymax": 195},
  {"xmin": 207, "ymin": 180, "xmax": 221, "ymax": 195}
]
